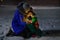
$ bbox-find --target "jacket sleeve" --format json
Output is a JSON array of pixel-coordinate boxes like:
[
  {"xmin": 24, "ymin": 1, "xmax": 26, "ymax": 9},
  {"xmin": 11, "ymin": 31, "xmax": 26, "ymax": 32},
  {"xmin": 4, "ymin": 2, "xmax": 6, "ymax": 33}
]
[{"xmin": 12, "ymin": 9, "xmax": 26, "ymax": 34}]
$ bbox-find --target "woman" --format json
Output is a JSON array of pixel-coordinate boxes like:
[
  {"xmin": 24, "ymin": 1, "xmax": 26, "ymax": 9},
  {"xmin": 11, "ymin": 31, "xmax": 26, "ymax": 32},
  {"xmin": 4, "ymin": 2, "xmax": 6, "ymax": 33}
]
[{"xmin": 6, "ymin": 2, "xmax": 33, "ymax": 38}]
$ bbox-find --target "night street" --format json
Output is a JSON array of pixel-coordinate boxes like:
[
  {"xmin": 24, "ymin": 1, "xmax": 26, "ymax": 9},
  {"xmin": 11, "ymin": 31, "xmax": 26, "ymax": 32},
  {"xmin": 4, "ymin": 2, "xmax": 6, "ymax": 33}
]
[{"xmin": 0, "ymin": 5, "xmax": 60, "ymax": 40}]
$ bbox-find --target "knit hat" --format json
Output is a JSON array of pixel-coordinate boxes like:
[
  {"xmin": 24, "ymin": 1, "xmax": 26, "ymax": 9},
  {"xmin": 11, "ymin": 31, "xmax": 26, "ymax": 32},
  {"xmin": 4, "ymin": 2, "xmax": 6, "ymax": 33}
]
[{"xmin": 17, "ymin": 2, "xmax": 32, "ymax": 14}]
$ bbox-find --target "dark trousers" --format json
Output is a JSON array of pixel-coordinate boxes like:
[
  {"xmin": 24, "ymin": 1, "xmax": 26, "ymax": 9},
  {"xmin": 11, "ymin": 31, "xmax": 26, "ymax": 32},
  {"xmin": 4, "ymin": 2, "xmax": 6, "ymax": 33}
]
[{"xmin": 6, "ymin": 27, "xmax": 32, "ymax": 39}]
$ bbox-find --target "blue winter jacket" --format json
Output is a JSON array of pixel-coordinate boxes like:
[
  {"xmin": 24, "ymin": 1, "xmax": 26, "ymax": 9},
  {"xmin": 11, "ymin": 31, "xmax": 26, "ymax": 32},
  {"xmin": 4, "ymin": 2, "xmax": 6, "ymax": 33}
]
[{"xmin": 12, "ymin": 9, "xmax": 26, "ymax": 34}]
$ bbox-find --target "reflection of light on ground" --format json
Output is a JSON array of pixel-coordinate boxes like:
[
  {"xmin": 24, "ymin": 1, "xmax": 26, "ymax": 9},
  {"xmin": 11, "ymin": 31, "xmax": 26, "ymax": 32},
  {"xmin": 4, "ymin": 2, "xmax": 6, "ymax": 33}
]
[{"xmin": 32, "ymin": 6, "xmax": 60, "ymax": 9}]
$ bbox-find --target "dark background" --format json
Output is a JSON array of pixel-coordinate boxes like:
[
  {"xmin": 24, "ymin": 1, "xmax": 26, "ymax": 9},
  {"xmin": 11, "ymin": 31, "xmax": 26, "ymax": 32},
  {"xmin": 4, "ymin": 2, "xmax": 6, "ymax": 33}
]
[{"xmin": 0, "ymin": 0, "xmax": 60, "ymax": 6}]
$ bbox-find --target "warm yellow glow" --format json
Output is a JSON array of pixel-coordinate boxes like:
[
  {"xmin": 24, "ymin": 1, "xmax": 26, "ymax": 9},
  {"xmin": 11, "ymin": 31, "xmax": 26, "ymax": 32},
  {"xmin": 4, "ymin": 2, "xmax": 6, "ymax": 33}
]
[
  {"xmin": 27, "ymin": 12, "xmax": 34, "ymax": 18},
  {"xmin": 23, "ymin": 10, "xmax": 35, "ymax": 23}
]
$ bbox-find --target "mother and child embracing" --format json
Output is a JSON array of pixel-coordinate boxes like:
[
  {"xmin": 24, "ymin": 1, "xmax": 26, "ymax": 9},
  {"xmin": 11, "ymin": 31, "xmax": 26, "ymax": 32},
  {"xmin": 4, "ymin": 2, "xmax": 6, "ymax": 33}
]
[{"xmin": 6, "ymin": 1, "xmax": 44, "ymax": 39}]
